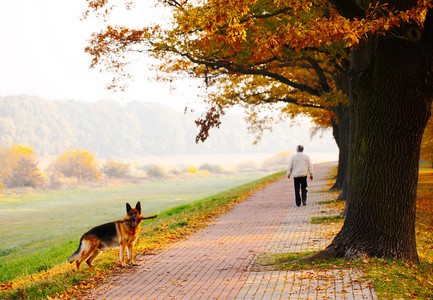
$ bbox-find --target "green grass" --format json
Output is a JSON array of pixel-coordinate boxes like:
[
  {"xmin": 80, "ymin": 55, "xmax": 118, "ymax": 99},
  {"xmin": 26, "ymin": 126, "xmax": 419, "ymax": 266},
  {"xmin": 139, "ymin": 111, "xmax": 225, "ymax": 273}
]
[
  {"xmin": 317, "ymin": 199, "xmax": 337, "ymax": 204},
  {"xmin": 254, "ymin": 251, "xmax": 433, "ymax": 299},
  {"xmin": 311, "ymin": 215, "xmax": 345, "ymax": 224},
  {"xmin": 0, "ymin": 173, "xmax": 270, "ymax": 283},
  {"xmin": 252, "ymin": 251, "xmax": 351, "ymax": 271},
  {"xmin": 252, "ymin": 167, "xmax": 433, "ymax": 300},
  {"xmin": 0, "ymin": 171, "xmax": 284, "ymax": 300}
]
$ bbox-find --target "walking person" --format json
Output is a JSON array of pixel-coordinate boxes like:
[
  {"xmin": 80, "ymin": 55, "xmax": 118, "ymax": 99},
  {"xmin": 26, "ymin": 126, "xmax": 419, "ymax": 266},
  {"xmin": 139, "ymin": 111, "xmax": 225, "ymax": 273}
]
[{"xmin": 287, "ymin": 145, "xmax": 314, "ymax": 207}]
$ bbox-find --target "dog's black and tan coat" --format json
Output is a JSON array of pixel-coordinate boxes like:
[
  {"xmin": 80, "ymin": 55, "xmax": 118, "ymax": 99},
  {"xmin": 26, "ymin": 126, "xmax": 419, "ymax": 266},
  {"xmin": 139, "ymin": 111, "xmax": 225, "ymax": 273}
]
[{"xmin": 69, "ymin": 202, "xmax": 157, "ymax": 270}]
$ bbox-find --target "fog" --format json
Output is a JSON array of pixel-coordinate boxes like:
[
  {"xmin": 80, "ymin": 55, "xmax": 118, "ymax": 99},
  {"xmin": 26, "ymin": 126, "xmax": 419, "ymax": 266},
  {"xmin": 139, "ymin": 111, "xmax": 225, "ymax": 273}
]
[{"xmin": 0, "ymin": 96, "xmax": 339, "ymax": 163}]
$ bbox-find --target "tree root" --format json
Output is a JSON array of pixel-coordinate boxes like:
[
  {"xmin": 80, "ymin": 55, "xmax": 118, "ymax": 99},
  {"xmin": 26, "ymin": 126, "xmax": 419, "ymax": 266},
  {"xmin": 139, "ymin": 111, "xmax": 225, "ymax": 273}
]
[
  {"xmin": 254, "ymin": 246, "xmax": 341, "ymax": 271},
  {"xmin": 296, "ymin": 246, "xmax": 340, "ymax": 262}
]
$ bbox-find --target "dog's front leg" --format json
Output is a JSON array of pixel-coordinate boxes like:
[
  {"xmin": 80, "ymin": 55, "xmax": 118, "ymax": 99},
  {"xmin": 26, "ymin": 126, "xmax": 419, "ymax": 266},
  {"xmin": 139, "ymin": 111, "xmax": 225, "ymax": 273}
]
[
  {"xmin": 127, "ymin": 245, "xmax": 138, "ymax": 266},
  {"xmin": 119, "ymin": 244, "xmax": 126, "ymax": 266}
]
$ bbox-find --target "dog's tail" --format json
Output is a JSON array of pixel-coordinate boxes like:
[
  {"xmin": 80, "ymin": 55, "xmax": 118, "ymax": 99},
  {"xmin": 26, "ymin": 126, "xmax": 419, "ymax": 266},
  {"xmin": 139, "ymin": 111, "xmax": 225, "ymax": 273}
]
[{"xmin": 69, "ymin": 236, "xmax": 84, "ymax": 263}]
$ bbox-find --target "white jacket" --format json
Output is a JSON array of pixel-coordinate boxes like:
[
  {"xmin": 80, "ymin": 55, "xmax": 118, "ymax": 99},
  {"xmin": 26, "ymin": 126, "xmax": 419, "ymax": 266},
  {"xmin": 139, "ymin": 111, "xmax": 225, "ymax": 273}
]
[{"xmin": 287, "ymin": 152, "xmax": 313, "ymax": 178}]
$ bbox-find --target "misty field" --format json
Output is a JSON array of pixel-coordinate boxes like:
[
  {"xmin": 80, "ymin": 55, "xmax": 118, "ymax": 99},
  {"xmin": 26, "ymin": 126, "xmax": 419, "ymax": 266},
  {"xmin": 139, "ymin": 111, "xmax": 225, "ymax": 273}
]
[{"xmin": 0, "ymin": 173, "xmax": 270, "ymax": 282}]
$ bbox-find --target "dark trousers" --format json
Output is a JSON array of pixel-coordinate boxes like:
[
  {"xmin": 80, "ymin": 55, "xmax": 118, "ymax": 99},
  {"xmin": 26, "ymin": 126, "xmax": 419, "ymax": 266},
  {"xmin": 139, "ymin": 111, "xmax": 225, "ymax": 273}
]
[{"xmin": 293, "ymin": 176, "xmax": 308, "ymax": 207}]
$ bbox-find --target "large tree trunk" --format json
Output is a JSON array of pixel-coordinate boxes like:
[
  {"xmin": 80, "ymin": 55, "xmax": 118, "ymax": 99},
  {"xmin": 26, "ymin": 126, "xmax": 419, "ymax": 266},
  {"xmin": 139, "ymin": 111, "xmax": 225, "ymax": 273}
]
[
  {"xmin": 330, "ymin": 105, "xmax": 350, "ymax": 192},
  {"xmin": 339, "ymin": 78, "xmax": 353, "ymax": 213},
  {"xmin": 330, "ymin": 57, "xmax": 351, "ymax": 194},
  {"xmin": 327, "ymin": 20, "xmax": 433, "ymax": 262}
]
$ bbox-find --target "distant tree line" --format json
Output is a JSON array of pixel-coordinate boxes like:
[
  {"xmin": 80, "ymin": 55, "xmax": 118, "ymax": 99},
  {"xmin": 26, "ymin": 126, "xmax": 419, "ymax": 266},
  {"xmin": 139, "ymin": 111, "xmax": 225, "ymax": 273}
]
[
  {"xmin": 0, "ymin": 95, "xmax": 338, "ymax": 157},
  {"xmin": 0, "ymin": 145, "xmax": 298, "ymax": 189}
]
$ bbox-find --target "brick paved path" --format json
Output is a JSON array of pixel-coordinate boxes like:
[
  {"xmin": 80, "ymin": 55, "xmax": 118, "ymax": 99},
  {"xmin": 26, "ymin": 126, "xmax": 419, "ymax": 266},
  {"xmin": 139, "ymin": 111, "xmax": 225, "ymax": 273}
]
[{"xmin": 85, "ymin": 162, "xmax": 377, "ymax": 300}]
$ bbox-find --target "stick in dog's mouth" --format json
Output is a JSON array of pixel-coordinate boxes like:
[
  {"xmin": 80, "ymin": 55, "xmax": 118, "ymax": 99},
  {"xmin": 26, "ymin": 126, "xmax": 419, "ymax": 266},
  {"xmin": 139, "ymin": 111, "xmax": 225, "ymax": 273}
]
[
  {"xmin": 115, "ymin": 215, "xmax": 157, "ymax": 223},
  {"xmin": 138, "ymin": 215, "xmax": 158, "ymax": 221}
]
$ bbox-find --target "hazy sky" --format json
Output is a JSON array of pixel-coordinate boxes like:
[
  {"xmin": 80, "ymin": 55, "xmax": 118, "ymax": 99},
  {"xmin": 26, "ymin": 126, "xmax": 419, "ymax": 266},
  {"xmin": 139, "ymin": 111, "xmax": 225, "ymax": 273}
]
[
  {"xmin": 0, "ymin": 0, "xmax": 202, "ymax": 111},
  {"xmin": 0, "ymin": 1, "xmax": 338, "ymax": 156}
]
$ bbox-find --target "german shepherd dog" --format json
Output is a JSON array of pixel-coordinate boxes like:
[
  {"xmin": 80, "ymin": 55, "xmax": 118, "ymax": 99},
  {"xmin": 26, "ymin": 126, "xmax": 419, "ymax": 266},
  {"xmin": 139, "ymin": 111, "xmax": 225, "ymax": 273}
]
[{"xmin": 69, "ymin": 202, "xmax": 157, "ymax": 270}]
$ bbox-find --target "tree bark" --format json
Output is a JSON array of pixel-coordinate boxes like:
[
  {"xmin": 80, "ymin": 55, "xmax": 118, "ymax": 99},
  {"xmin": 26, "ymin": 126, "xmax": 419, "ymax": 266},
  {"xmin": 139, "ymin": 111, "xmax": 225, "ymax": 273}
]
[
  {"xmin": 330, "ymin": 105, "xmax": 350, "ymax": 193},
  {"xmin": 338, "ymin": 110, "xmax": 350, "ymax": 203},
  {"xmin": 330, "ymin": 57, "xmax": 351, "ymax": 194},
  {"xmin": 327, "ymin": 22, "xmax": 433, "ymax": 262},
  {"xmin": 339, "ymin": 81, "xmax": 353, "ymax": 212}
]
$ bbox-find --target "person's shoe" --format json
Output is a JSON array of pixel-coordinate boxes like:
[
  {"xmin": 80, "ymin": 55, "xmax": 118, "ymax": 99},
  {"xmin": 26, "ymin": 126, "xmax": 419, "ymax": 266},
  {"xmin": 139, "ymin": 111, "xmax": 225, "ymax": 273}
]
[{"xmin": 302, "ymin": 201, "xmax": 306, "ymax": 206}]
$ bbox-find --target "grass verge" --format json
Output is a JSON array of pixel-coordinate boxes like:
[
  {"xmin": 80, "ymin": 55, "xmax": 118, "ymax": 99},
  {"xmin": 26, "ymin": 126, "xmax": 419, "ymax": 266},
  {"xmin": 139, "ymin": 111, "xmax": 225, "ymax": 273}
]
[
  {"xmin": 251, "ymin": 167, "xmax": 433, "ymax": 299},
  {"xmin": 310, "ymin": 215, "xmax": 345, "ymax": 224},
  {"xmin": 253, "ymin": 251, "xmax": 433, "ymax": 299},
  {"xmin": 0, "ymin": 171, "xmax": 285, "ymax": 300},
  {"xmin": 0, "ymin": 173, "xmax": 268, "ymax": 283}
]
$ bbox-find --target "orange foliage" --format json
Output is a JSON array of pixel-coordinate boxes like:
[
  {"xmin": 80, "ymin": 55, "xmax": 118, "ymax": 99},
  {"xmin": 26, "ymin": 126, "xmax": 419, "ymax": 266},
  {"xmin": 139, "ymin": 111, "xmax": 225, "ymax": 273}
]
[
  {"xmin": 415, "ymin": 169, "xmax": 433, "ymax": 263},
  {"xmin": 0, "ymin": 145, "xmax": 44, "ymax": 188},
  {"xmin": 50, "ymin": 149, "xmax": 101, "ymax": 181},
  {"xmin": 83, "ymin": 0, "xmax": 432, "ymax": 138}
]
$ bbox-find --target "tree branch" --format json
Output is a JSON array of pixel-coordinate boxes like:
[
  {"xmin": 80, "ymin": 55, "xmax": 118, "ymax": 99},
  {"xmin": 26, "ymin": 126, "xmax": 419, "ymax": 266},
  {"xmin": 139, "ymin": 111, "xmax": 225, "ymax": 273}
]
[
  {"xmin": 181, "ymin": 54, "xmax": 322, "ymax": 97},
  {"xmin": 161, "ymin": 0, "xmax": 184, "ymax": 9},
  {"xmin": 329, "ymin": 0, "xmax": 366, "ymax": 20},
  {"xmin": 306, "ymin": 57, "xmax": 331, "ymax": 93},
  {"xmin": 257, "ymin": 95, "xmax": 325, "ymax": 109},
  {"xmin": 246, "ymin": 7, "xmax": 293, "ymax": 21},
  {"xmin": 230, "ymin": 92, "xmax": 326, "ymax": 110}
]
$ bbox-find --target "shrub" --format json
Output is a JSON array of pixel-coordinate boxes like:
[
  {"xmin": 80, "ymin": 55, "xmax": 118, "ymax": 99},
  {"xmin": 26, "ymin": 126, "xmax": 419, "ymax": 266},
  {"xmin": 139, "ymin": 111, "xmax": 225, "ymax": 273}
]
[
  {"xmin": 101, "ymin": 159, "xmax": 131, "ymax": 179},
  {"xmin": 186, "ymin": 165, "xmax": 198, "ymax": 174},
  {"xmin": 261, "ymin": 151, "xmax": 293, "ymax": 171},
  {"xmin": 146, "ymin": 164, "xmax": 165, "ymax": 178},
  {"xmin": 236, "ymin": 161, "xmax": 258, "ymax": 173},
  {"xmin": 198, "ymin": 163, "xmax": 225, "ymax": 174},
  {"xmin": 169, "ymin": 168, "xmax": 181, "ymax": 176},
  {"xmin": 49, "ymin": 149, "xmax": 101, "ymax": 181},
  {"xmin": 0, "ymin": 145, "xmax": 44, "ymax": 188}
]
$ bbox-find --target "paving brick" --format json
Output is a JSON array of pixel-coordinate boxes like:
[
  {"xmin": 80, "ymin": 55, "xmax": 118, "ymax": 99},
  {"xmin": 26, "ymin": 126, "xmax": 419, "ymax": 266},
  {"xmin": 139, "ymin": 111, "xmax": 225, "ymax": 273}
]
[{"xmin": 83, "ymin": 162, "xmax": 377, "ymax": 300}]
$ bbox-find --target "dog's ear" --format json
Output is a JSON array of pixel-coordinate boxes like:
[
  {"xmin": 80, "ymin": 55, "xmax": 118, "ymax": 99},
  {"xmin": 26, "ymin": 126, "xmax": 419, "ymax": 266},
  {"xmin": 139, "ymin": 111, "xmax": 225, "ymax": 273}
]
[
  {"xmin": 126, "ymin": 203, "xmax": 132, "ymax": 213},
  {"xmin": 135, "ymin": 202, "xmax": 141, "ymax": 214}
]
